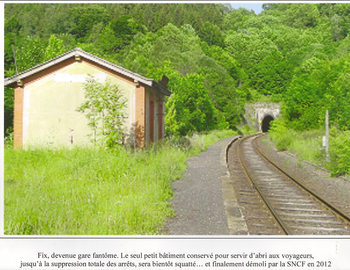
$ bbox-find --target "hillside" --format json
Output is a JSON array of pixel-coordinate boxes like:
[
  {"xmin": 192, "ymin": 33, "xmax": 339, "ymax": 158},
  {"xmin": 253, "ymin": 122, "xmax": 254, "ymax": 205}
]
[{"xmin": 4, "ymin": 3, "xmax": 350, "ymax": 136}]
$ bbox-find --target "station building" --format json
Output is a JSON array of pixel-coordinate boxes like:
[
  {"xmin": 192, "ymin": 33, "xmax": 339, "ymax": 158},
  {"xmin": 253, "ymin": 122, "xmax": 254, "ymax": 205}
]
[{"xmin": 5, "ymin": 48, "xmax": 171, "ymax": 149}]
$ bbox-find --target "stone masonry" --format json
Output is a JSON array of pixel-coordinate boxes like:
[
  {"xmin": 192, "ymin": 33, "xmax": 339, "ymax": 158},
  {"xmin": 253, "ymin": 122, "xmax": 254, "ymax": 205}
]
[{"xmin": 243, "ymin": 102, "xmax": 281, "ymax": 132}]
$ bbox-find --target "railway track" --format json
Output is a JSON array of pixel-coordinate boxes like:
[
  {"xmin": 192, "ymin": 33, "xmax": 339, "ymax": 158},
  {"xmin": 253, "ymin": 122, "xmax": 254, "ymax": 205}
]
[{"xmin": 228, "ymin": 134, "xmax": 350, "ymax": 235}]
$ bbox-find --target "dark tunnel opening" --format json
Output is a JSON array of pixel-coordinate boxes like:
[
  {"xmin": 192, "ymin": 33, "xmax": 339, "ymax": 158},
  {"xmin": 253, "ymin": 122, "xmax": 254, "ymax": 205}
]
[{"xmin": 261, "ymin": 115, "xmax": 275, "ymax": 132}]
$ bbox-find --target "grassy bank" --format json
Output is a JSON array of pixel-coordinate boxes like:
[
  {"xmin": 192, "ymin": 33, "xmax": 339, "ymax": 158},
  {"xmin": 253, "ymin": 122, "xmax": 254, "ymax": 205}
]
[
  {"xmin": 4, "ymin": 129, "xmax": 237, "ymax": 235},
  {"xmin": 269, "ymin": 119, "xmax": 350, "ymax": 177}
]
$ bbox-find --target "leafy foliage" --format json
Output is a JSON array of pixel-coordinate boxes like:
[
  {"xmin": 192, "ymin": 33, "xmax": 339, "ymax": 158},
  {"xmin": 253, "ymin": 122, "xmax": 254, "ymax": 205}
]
[
  {"xmin": 44, "ymin": 34, "xmax": 66, "ymax": 61},
  {"xmin": 329, "ymin": 130, "xmax": 350, "ymax": 176},
  {"xmin": 165, "ymin": 73, "xmax": 216, "ymax": 136},
  {"xmin": 268, "ymin": 119, "xmax": 296, "ymax": 151},
  {"xmin": 198, "ymin": 22, "xmax": 224, "ymax": 47},
  {"xmin": 4, "ymin": 87, "xmax": 14, "ymax": 137},
  {"xmin": 283, "ymin": 51, "xmax": 350, "ymax": 130},
  {"xmin": 77, "ymin": 75, "xmax": 127, "ymax": 148},
  {"xmin": 4, "ymin": 3, "xmax": 350, "ymax": 142},
  {"xmin": 269, "ymin": 122, "xmax": 350, "ymax": 177},
  {"xmin": 69, "ymin": 5, "xmax": 110, "ymax": 41}
]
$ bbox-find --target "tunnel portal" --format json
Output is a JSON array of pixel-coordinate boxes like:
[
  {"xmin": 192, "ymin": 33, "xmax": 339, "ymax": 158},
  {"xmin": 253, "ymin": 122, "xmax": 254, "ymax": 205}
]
[
  {"xmin": 261, "ymin": 114, "xmax": 275, "ymax": 132},
  {"xmin": 243, "ymin": 102, "xmax": 281, "ymax": 132}
]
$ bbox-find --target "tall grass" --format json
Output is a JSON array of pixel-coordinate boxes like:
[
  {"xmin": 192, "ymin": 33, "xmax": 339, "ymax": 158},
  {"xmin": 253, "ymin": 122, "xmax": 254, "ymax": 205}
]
[
  {"xmin": 4, "ymin": 129, "xmax": 237, "ymax": 235},
  {"xmin": 188, "ymin": 129, "xmax": 238, "ymax": 154},
  {"xmin": 269, "ymin": 119, "xmax": 350, "ymax": 177}
]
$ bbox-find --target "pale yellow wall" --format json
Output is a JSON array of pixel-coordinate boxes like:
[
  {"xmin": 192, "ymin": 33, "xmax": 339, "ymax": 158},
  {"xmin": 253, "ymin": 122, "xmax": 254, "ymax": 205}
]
[{"xmin": 22, "ymin": 62, "xmax": 136, "ymax": 148}]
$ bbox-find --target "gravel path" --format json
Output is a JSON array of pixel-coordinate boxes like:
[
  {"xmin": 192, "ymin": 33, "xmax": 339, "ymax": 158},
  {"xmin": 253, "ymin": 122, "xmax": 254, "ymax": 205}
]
[
  {"xmin": 164, "ymin": 136, "xmax": 240, "ymax": 235},
  {"xmin": 164, "ymin": 134, "xmax": 350, "ymax": 235}
]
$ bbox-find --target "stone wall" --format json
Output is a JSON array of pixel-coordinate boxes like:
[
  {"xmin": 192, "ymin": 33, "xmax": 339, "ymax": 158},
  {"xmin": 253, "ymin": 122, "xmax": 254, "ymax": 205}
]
[{"xmin": 243, "ymin": 102, "xmax": 281, "ymax": 131}]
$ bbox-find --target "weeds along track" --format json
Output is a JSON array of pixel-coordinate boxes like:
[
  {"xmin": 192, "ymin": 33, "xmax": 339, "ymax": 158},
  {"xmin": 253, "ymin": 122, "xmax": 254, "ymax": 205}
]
[{"xmin": 227, "ymin": 134, "xmax": 350, "ymax": 235}]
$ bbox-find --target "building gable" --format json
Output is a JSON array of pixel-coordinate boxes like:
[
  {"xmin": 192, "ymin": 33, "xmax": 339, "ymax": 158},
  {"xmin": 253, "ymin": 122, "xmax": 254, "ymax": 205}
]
[
  {"xmin": 5, "ymin": 48, "xmax": 171, "ymax": 97},
  {"xmin": 5, "ymin": 48, "xmax": 170, "ymax": 149}
]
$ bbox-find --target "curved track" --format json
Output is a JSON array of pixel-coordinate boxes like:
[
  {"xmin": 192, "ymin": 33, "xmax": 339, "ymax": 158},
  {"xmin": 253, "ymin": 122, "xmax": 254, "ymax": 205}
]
[{"xmin": 228, "ymin": 134, "xmax": 350, "ymax": 235}]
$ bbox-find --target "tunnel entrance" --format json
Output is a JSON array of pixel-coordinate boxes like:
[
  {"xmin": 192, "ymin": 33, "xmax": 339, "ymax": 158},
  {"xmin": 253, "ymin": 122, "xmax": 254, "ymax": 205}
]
[{"xmin": 261, "ymin": 115, "xmax": 274, "ymax": 132}]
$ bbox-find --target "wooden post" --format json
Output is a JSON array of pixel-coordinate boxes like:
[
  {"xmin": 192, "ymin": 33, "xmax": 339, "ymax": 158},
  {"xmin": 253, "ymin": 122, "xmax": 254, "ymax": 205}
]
[{"xmin": 325, "ymin": 110, "xmax": 330, "ymax": 162}]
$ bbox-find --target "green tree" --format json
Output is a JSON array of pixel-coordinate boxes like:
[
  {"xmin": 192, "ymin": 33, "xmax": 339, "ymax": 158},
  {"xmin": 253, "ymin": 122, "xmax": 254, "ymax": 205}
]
[
  {"xmin": 282, "ymin": 4, "xmax": 321, "ymax": 29},
  {"xmin": 5, "ymin": 15, "xmax": 22, "ymax": 34},
  {"xmin": 44, "ymin": 34, "xmax": 66, "ymax": 61},
  {"xmin": 222, "ymin": 7, "xmax": 255, "ymax": 31},
  {"xmin": 198, "ymin": 22, "xmax": 224, "ymax": 47},
  {"xmin": 283, "ymin": 54, "xmax": 350, "ymax": 131},
  {"xmin": 249, "ymin": 47, "xmax": 288, "ymax": 95},
  {"xmin": 5, "ymin": 15, "xmax": 23, "ymax": 76},
  {"xmin": 165, "ymin": 73, "xmax": 216, "ymax": 136},
  {"xmin": 10, "ymin": 36, "xmax": 46, "ymax": 75},
  {"xmin": 70, "ymin": 5, "xmax": 110, "ymax": 41},
  {"xmin": 96, "ymin": 16, "xmax": 145, "ymax": 54},
  {"xmin": 225, "ymin": 29, "xmax": 289, "ymax": 95},
  {"xmin": 329, "ymin": 130, "xmax": 350, "ymax": 176},
  {"xmin": 333, "ymin": 4, "xmax": 350, "ymax": 40},
  {"xmin": 123, "ymin": 22, "xmax": 245, "ymax": 129},
  {"xmin": 77, "ymin": 75, "xmax": 127, "ymax": 148},
  {"xmin": 4, "ymin": 87, "xmax": 14, "ymax": 137}
]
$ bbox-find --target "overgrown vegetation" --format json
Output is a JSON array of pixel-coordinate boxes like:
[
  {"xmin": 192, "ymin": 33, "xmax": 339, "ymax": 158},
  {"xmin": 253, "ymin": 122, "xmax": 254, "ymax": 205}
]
[
  {"xmin": 328, "ymin": 129, "xmax": 350, "ymax": 176},
  {"xmin": 269, "ymin": 119, "xmax": 350, "ymax": 177},
  {"xmin": 4, "ymin": 129, "xmax": 237, "ymax": 235}
]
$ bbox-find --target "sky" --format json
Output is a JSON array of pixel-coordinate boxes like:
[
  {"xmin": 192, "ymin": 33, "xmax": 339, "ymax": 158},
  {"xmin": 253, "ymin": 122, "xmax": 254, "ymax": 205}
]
[{"xmin": 230, "ymin": 3, "xmax": 263, "ymax": 14}]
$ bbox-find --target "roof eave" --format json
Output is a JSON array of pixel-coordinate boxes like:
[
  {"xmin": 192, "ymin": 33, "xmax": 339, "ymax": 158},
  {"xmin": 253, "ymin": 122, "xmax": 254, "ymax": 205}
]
[
  {"xmin": 151, "ymin": 81, "xmax": 172, "ymax": 96},
  {"xmin": 4, "ymin": 50, "xmax": 78, "ymax": 87},
  {"xmin": 4, "ymin": 48, "xmax": 172, "ymax": 96}
]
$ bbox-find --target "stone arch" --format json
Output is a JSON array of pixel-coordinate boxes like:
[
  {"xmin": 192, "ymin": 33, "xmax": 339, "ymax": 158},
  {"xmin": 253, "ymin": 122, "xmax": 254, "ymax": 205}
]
[
  {"xmin": 261, "ymin": 113, "xmax": 275, "ymax": 132},
  {"xmin": 243, "ymin": 102, "xmax": 281, "ymax": 132}
]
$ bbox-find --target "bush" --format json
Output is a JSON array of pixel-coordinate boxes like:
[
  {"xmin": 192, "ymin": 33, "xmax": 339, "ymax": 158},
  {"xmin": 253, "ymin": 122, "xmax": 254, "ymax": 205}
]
[
  {"xmin": 4, "ymin": 127, "xmax": 14, "ymax": 148},
  {"xmin": 287, "ymin": 129, "xmax": 324, "ymax": 164},
  {"xmin": 269, "ymin": 122, "xmax": 350, "ymax": 177},
  {"xmin": 329, "ymin": 130, "xmax": 350, "ymax": 176},
  {"xmin": 269, "ymin": 119, "xmax": 296, "ymax": 151},
  {"xmin": 77, "ymin": 74, "xmax": 127, "ymax": 148},
  {"xmin": 165, "ymin": 73, "xmax": 216, "ymax": 136},
  {"xmin": 237, "ymin": 125, "xmax": 256, "ymax": 136}
]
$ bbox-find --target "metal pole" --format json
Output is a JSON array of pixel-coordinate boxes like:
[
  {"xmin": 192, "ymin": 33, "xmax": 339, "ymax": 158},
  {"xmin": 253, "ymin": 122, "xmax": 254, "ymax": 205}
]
[{"xmin": 325, "ymin": 110, "xmax": 330, "ymax": 162}]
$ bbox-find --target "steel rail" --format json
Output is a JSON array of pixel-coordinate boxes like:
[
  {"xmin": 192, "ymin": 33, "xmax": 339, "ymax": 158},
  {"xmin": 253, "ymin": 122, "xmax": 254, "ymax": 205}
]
[
  {"xmin": 237, "ymin": 134, "xmax": 291, "ymax": 235},
  {"xmin": 253, "ymin": 133, "xmax": 350, "ymax": 226}
]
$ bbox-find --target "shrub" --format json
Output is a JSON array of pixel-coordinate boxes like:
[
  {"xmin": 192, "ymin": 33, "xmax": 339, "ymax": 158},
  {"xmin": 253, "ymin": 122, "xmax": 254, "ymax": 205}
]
[
  {"xmin": 4, "ymin": 127, "xmax": 14, "ymax": 148},
  {"xmin": 288, "ymin": 129, "xmax": 324, "ymax": 164},
  {"xmin": 165, "ymin": 73, "xmax": 216, "ymax": 136},
  {"xmin": 77, "ymin": 74, "xmax": 127, "ymax": 148},
  {"xmin": 269, "ymin": 119, "xmax": 296, "ymax": 151},
  {"xmin": 329, "ymin": 130, "xmax": 350, "ymax": 176},
  {"xmin": 269, "ymin": 123, "xmax": 350, "ymax": 177}
]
